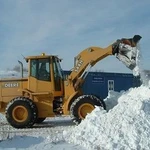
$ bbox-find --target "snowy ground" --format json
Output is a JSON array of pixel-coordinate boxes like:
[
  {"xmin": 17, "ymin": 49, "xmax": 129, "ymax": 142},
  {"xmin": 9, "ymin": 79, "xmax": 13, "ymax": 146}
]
[{"xmin": 0, "ymin": 115, "xmax": 86, "ymax": 150}]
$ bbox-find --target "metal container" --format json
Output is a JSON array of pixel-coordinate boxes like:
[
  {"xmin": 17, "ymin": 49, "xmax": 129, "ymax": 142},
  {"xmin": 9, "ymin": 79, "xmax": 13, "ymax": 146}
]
[{"xmin": 63, "ymin": 71, "xmax": 141, "ymax": 99}]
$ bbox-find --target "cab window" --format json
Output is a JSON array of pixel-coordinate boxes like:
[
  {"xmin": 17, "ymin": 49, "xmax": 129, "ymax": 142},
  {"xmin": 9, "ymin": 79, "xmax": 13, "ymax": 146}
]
[{"xmin": 30, "ymin": 58, "xmax": 51, "ymax": 81}]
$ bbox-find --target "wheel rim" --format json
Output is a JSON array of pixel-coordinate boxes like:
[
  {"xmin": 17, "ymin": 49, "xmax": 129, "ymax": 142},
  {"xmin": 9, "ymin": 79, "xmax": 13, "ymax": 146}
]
[
  {"xmin": 78, "ymin": 103, "xmax": 95, "ymax": 119},
  {"xmin": 12, "ymin": 106, "xmax": 28, "ymax": 122}
]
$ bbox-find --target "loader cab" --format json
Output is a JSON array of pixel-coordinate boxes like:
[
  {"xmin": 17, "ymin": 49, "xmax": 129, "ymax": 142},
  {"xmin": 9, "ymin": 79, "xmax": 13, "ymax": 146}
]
[{"xmin": 26, "ymin": 54, "xmax": 64, "ymax": 96}]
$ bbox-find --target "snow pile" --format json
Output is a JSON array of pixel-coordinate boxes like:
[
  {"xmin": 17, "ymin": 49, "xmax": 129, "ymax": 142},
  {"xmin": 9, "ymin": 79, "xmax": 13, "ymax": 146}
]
[
  {"xmin": 64, "ymin": 85, "xmax": 150, "ymax": 150},
  {"xmin": 104, "ymin": 90, "xmax": 123, "ymax": 111}
]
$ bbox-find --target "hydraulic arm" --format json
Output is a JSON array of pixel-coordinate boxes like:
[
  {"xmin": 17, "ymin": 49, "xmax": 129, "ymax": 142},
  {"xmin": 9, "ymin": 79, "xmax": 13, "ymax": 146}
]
[{"xmin": 68, "ymin": 35, "xmax": 142, "ymax": 90}]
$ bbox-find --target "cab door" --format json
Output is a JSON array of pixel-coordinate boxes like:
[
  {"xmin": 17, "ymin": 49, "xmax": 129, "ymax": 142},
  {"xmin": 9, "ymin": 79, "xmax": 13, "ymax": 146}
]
[
  {"xmin": 52, "ymin": 56, "xmax": 64, "ymax": 96},
  {"xmin": 29, "ymin": 58, "xmax": 54, "ymax": 93}
]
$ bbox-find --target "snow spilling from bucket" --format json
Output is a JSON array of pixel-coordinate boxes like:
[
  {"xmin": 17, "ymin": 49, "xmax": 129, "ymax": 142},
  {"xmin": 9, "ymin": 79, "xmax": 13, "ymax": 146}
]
[
  {"xmin": 132, "ymin": 44, "xmax": 150, "ymax": 87},
  {"xmin": 64, "ymin": 85, "xmax": 150, "ymax": 149},
  {"xmin": 132, "ymin": 44, "xmax": 141, "ymax": 77}
]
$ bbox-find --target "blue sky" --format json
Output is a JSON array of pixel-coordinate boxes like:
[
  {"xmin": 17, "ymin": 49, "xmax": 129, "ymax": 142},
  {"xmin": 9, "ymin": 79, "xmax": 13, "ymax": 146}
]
[{"xmin": 0, "ymin": 0, "xmax": 150, "ymax": 73}]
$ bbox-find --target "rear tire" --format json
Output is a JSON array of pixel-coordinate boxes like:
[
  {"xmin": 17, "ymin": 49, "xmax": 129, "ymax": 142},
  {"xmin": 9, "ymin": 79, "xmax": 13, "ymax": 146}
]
[
  {"xmin": 5, "ymin": 97, "xmax": 38, "ymax": 128},
  {"xmin": 70, "ymin": 95, "xmax": 105, "ymax": 124}
]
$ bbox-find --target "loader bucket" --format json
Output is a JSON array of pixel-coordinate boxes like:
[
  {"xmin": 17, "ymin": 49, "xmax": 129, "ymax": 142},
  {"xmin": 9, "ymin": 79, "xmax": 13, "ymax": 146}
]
[
  {"xmin": 112, "ymin": 35, "xmax": 142, "ymax": 70},
  {"xmin": 116, "ymin": 43, "xmax": 139, "ymax": 70}
]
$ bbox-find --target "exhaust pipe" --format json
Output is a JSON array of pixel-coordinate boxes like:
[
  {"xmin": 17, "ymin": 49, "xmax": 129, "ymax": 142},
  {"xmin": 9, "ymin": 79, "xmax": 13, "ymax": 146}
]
[{"xmin": 18, "ymin": 60, "xmax": 23, "ymax": 78}]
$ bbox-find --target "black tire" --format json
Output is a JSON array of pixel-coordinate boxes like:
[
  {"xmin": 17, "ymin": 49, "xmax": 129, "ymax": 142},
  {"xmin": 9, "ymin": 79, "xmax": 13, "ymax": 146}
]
[
  {"xmin": 5, "ymin": 97, "xmax": 38, "ymax": 128},
  {"xmin": 35, "ymin": 118, "xmax": 46, "ymax": 124},
  {"xmin": 70, "ymin": 95, "xmax": 106, "ymax": 124}
]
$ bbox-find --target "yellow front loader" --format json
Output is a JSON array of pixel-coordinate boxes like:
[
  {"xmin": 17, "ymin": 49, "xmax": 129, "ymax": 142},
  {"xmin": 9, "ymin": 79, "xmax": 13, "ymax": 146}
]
[{"xmin": 0, "ymin": 35, "xmax": 141, "ymax": 128}]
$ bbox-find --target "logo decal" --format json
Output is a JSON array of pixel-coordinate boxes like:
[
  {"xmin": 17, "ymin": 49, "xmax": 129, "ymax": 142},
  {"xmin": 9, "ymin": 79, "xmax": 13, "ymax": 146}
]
[
  {"xmin": 2, "ymin": 82, "xmax": 19, "ymax": 88},
  {"xmin": 74, "ymin": 59, "xmax": 84, "ymax": 72}
]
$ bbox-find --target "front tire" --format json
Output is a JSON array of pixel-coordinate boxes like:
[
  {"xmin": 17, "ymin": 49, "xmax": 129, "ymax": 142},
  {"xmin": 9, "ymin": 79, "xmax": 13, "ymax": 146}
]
[
  {"xmin": 70, "ymin": 95, "xmax": 105, "ymax": 124},
  {"xmin": 5, "ymin": 97, "xmax": 38, "ymax": 128}
]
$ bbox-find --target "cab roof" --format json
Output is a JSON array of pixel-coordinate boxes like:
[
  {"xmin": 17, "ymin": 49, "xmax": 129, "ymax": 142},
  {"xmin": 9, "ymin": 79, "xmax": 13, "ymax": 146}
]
[{"xmin": 25, "ymin": 53, "xmax": 60, "ymax": 62}]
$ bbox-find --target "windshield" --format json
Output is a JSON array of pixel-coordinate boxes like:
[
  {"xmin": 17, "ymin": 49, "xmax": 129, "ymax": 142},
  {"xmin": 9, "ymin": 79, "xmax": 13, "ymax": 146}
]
[{"xmin": 30, "ymin": 58, "xmax": 51, "ymax": 81}]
